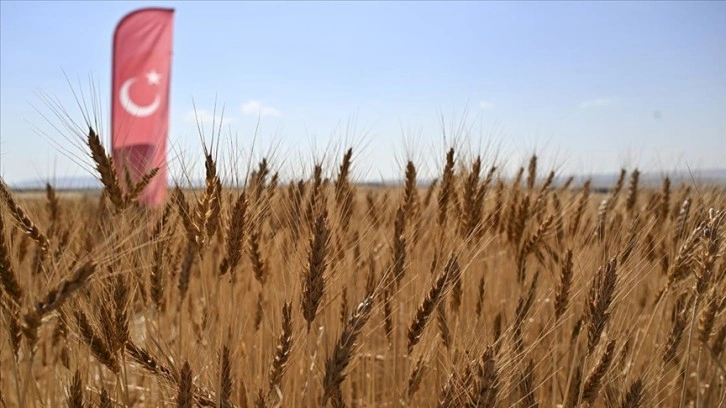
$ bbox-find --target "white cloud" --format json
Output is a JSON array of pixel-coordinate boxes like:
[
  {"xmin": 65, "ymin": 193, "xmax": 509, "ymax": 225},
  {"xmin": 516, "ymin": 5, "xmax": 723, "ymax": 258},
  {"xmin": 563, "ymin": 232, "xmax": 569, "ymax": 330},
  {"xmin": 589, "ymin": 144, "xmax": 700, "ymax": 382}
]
[
  {"xmin": 185, "ymin": 109, "xmax": 237, "ymax": 125},
  {"xmin": 479, "ymin": 101, "xmax": 494, "ymax": 110},
  {"xmin": 579, "ymin": 98, "xmax": 613, "ymax": 109},
  {"xmin": 241, "ymin": 100, "xmax": 281, "ymax": 117}
]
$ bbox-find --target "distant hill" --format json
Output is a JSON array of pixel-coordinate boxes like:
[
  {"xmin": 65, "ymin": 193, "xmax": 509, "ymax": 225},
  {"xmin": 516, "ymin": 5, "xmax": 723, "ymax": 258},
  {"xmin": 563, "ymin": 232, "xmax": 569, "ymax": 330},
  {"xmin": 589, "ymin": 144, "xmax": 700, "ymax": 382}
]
[
  {"xmin": 7, "ymin": 168, "xmax": 726, "ymax": 192},
  {"xmin": 565, "ymin": 168, "xmax": 726, "ymax": 191},
  {"xmin": 10, "ymin": 176, "xmax": 102, "ymax": 191}
]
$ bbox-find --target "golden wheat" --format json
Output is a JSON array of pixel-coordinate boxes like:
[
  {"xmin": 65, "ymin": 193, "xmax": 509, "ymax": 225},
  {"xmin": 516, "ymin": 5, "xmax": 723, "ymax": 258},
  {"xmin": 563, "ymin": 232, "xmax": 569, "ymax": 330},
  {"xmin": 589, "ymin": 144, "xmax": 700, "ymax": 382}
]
[{"xmin": 0, "ymin": 131, "xmax": 725, "ymax": 407}]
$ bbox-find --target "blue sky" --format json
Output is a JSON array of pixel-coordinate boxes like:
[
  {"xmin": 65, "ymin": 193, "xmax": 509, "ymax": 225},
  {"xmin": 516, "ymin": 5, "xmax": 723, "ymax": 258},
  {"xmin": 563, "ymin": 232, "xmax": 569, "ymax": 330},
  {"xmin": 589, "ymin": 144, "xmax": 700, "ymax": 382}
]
[{"xmin": 1, "ymin": 1, "xmax": 725, "ymax": 186}]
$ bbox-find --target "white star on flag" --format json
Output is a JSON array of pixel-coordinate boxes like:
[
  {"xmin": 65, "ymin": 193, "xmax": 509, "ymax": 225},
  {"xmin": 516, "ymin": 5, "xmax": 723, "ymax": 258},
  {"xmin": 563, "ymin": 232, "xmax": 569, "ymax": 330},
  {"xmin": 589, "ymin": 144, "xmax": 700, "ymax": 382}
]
[{"xmin": 146, "ymin": 70, "xmax": 161, "ymax": 85}]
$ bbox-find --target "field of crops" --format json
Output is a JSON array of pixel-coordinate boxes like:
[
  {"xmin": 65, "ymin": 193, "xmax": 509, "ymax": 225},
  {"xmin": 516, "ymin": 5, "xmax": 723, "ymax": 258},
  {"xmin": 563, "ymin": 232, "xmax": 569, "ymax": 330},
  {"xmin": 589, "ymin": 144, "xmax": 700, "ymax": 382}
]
[{"xmin": 0, "ymin": 127, "xmax": 724, "ymax": 407}]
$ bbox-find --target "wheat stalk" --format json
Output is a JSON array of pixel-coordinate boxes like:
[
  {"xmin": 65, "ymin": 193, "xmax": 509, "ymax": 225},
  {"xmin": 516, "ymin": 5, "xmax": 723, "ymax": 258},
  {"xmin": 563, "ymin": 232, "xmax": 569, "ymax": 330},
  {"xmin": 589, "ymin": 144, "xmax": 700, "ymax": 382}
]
[{"xmin": 321, "ymin": 294, "xmax": 374, "ymax": 406}]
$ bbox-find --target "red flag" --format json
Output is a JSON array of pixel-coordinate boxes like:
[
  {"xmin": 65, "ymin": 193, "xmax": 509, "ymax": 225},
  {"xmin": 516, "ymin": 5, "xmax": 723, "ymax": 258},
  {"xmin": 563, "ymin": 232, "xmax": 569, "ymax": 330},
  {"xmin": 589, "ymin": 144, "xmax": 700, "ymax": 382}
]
[{"xmin": 111, "ymin": 8, "xmax": 174, "ymax": 207}]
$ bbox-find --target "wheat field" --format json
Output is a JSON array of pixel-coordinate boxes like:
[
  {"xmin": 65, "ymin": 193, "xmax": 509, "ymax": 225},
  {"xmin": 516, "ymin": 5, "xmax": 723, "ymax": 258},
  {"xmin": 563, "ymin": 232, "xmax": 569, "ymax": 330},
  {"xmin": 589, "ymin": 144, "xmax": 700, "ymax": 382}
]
[{"xmin": 0, "ymin": 127, "xmax": 725, "ymax": 407}]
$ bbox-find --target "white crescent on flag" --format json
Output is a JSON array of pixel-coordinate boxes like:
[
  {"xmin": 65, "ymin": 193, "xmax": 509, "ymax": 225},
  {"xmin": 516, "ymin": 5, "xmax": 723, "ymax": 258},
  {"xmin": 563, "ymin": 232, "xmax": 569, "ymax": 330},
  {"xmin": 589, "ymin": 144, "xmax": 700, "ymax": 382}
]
[{"xmin": 119, "ymin": 71, "xmax": 161, "ymax": 117}]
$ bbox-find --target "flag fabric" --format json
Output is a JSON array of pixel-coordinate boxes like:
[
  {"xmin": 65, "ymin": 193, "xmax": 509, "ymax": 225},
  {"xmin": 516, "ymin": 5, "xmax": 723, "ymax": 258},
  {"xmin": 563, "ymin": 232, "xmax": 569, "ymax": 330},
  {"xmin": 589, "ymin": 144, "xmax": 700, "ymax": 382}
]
[{"xmin": 111, "ymin": 8, "xmax": 174, "ymax": 207}]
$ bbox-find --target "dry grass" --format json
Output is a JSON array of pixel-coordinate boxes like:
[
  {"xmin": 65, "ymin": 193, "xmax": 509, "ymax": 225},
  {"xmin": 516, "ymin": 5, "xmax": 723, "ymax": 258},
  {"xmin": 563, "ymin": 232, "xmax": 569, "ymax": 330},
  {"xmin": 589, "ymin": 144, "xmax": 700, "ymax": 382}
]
[{"xmin": 1, "ymin": 127, "xmax": 725, "ymax": 407}]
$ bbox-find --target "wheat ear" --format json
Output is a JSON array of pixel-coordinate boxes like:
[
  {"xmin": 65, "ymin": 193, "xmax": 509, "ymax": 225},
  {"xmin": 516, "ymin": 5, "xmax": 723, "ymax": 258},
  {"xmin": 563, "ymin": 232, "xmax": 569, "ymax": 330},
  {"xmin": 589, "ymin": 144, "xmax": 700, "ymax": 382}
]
[
  {"xmin": 407, "ymin": 254, "xmax": 456, "ymax": 354},
  {"xmin": 321, "ymin": 294, "xmax": 375, "ymax": 407}
]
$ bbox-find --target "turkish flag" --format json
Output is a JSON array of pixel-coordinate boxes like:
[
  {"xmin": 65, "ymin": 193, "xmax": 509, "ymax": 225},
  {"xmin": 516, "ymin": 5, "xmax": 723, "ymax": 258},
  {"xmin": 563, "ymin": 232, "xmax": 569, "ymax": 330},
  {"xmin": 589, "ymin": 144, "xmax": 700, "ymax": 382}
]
[{"xmin": 111, "ymin": 8, "xmax": 174, "ymax": 207}]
